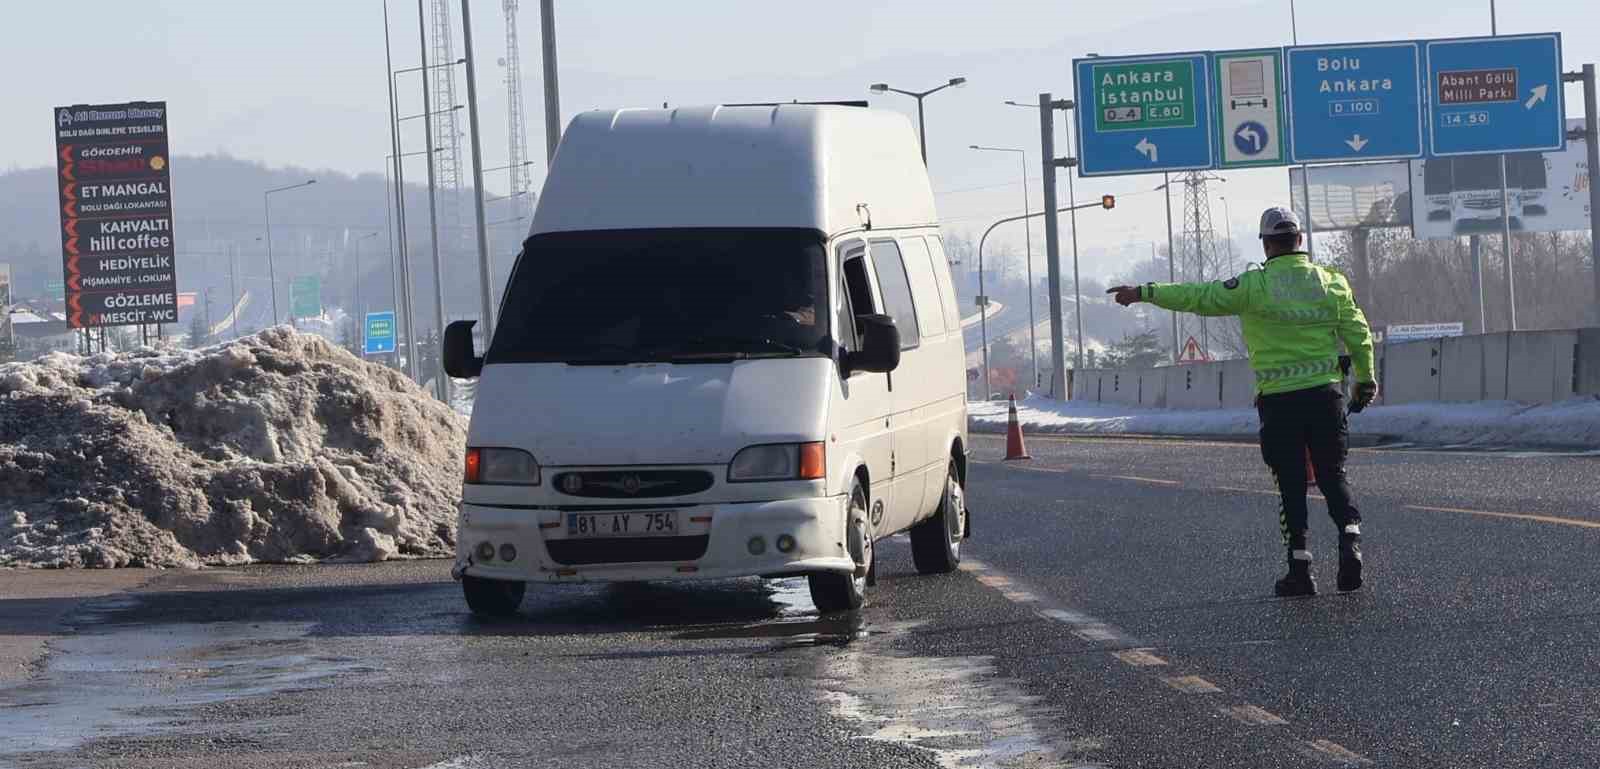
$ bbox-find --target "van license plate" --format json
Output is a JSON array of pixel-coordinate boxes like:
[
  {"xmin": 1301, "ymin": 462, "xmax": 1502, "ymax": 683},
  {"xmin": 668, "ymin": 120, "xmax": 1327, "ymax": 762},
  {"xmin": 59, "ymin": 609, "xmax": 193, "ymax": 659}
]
[{"xmin": 567, "ymin": 511, "xmax": 678, "ymax": 538}]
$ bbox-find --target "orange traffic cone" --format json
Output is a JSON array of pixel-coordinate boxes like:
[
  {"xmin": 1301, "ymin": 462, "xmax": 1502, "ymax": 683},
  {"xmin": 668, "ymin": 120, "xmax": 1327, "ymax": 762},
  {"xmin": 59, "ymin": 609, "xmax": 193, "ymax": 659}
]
[{"xmin": 1004, "ymin": 394, "xmax": 1031, "ymax": 461}]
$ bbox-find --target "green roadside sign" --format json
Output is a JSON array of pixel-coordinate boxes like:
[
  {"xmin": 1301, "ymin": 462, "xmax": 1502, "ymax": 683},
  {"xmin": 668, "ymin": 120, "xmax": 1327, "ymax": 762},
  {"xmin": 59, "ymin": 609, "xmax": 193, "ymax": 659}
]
[
  {"xmin": 290, "ymin": 276, "xmax": 322, "ymax": 318},
  {"xmin": 46, "ymin": 280, "xmax": 64, "ymax": 300},
  {"xmin": 1091, "ymin": 59, "xmax": 1199, "ymax": 133}
]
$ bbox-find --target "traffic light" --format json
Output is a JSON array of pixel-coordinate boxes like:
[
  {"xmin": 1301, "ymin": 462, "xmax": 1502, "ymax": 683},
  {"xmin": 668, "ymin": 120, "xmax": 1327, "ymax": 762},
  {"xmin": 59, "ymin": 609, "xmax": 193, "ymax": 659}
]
[{"xmin": 1101, "ymin": 194, "xmax": 1116, "ymax": 210}]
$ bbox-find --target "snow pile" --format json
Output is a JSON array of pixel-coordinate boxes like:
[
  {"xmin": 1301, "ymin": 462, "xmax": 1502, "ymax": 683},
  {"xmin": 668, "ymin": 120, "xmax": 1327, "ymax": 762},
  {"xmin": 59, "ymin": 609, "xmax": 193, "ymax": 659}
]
[
  {"xmin": 970, "ymin": 393, "xmax": 1600, "ymax": 450},
  {"xmin": 0, "ymin": 327, "xmax": 468, "ymax": 569}
]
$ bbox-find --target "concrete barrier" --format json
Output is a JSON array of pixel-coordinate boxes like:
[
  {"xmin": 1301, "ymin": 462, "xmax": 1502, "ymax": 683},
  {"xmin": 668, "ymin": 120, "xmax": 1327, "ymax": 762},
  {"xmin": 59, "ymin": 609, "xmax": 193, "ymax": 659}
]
[
  {"xmin": 1220, "ymin": 359, "xmax": 1256, "ymax": 408},
  {"xmin": 1438, "ymin": 334, "xmax": 1485, "ymax": 402},
  {"xmin": 1166, "ymin": 364, "xmax": 1222, "ymax": 409},
  {"xmin": 1379, "ymin": 340, "xmax": 1441, "ymax": 404},
  {"xmin": 1049, "ymin": 327, "xmax": 1598, "ymax": 409},
  {"xmin": 1506, "ymin": 330, "xmax": 1578, "ymax": 404},
  {"xmin": 1580, "ymin": 328, "xmax": 1600, "ymax": 396}
]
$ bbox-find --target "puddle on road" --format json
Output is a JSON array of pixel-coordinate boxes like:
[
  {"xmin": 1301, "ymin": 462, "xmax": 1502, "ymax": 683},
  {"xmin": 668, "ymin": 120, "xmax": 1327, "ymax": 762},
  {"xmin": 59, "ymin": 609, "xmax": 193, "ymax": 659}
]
[
  {"xmin": 0, "ymin": 616, "xmax": 376, "ymax": 756},
  {"xmin": 671, "ymin": 577, "xmax": 874, "ymax": 648},
  {"xmin": 820, "ymin": 621, "xmax": 1105, "ymax": 768}
]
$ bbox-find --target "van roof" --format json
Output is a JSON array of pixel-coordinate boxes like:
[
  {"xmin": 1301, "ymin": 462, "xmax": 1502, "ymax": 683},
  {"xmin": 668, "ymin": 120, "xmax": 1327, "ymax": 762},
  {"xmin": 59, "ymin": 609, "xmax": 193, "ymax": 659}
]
[{"xmin": 530, "ymin": 104, "xmax": 939, "ymax": 237}]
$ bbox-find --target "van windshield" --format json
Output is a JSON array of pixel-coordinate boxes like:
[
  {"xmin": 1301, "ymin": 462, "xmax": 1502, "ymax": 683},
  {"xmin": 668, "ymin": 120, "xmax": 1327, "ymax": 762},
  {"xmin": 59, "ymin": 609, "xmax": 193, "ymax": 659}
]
[{"xmin": 488, "ymin": 227, "xmax": 831, "ymax": 365}]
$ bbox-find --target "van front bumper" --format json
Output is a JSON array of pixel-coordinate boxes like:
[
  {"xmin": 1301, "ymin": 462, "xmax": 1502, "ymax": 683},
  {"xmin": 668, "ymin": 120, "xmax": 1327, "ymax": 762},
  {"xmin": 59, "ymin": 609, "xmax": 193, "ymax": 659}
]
[{"xmin": 454, "ymin": 494, "xmax": 855, "ymax": 583}]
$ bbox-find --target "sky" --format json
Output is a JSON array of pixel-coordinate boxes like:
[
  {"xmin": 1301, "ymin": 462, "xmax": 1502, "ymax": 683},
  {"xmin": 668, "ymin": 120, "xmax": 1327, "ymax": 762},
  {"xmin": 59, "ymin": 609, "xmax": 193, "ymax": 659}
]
[{"xmin": 2, "ymin": 0, "xmax": 1593, "ymax": 283}]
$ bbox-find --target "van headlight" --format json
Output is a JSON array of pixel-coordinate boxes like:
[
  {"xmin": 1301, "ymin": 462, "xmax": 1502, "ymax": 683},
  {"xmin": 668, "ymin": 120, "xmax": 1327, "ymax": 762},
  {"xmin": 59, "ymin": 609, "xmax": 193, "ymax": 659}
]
[
  {"xmin": 728, "ymin": 442, "xmax": 825, "ymax": 482},
  {"xmin": 464, "ymin": 447, "xmax": 541, "ymax": 485}
]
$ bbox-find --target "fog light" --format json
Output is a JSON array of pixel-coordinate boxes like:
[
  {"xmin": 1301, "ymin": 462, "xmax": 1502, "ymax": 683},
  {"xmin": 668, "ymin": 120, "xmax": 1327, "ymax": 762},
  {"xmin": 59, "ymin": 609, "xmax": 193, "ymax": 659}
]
[
  {"xmin": 498, "ymin": 543, "xmax": 517, "ymax": 562},
  {"xmin": 775, "ymin": 534, "xmax": 796, "ymax": 553},
  {"xmin": 476, "ymin": 542, "xmax": 495, "ymax": 561},
  {"xmin": 747, "ymin": 536, "xmax": 767, "ymax": 556}
]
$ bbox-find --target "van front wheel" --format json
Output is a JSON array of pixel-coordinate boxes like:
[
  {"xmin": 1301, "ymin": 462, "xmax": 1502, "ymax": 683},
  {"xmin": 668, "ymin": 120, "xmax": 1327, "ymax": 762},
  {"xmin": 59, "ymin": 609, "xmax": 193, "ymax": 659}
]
[
  {"xmin": 809, "ymin": 479, "xmax": 872, "ymax": 614},
  {"xmin": 462, "ymin": 575, "xmax": 526, "ymax": 617},
  {"xmin": 910, "ymin": 459, "xmax": 965, "ymax": 574}
]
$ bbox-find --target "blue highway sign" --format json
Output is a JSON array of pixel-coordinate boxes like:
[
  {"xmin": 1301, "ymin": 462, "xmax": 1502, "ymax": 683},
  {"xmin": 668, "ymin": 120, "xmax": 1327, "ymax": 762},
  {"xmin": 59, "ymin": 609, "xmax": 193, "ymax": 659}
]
[
  {"xmin": 1425, "ymin": 33, "xmax": 1564, "ymax": 157},
  {"xmin": 1286, "ymin": 41, "xmax": 1424, "ymax": 163},
  {"xmin": 364, "ymin": 311, "xmax": 396, "ymax": 356},
  {"xmin": 1214, "ymin": 48, "xmax": 1287, "ymax": 168},
  {"xmin": 1073, "ymin": 52, "xmax": 1216, "ymax": 176}
]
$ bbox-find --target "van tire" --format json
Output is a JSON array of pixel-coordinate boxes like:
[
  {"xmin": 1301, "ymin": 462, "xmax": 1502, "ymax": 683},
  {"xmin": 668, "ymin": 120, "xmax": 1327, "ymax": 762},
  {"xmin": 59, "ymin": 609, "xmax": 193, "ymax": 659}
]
[
  {"xmin": 809, "ymin": 478, "xmax": 871, "ymax": 614},
  {"xmin": 910, "ymin": 459, "xmax": 965, "ymax": 574},
  {"xmin": 462, "ymin": 575, "xmax": 526, "ymax": 617}
]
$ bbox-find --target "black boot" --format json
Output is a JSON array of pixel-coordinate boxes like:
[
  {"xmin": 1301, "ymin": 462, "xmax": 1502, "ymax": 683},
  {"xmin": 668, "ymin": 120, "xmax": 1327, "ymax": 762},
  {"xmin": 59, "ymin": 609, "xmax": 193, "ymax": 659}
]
[
  {"xmin": 1337, "ymin": 526, "xmax": 1364, "ymax": 592},
  {"xmin": 1274, "ymin": 552, "xmax": 1317, "ymax": 597}
]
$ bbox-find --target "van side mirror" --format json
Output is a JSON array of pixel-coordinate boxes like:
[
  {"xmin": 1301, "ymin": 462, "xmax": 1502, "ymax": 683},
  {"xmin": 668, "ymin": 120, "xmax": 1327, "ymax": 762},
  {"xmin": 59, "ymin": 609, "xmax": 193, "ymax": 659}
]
[
  {"xmin": 443, "ymin": 320, "xmax": 483, "ymax": 379},
  {"xmin": 844, "ymin": 313, "xmax": 900, "ymax": 375}
]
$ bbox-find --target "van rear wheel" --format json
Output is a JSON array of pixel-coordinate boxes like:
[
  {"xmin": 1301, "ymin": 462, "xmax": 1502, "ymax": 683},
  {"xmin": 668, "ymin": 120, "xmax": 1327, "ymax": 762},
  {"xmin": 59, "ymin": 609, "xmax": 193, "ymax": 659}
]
[
  {"xmin": 809, "ymin": 478, "xmax": 872, "ymax": 614},
  {"xmin": 910, "ymin": 458, "xmax": 965, "ymax": 575},
  {"xmin": 462, "ymin": 575, "xmax": 526, "ymax": 617}
]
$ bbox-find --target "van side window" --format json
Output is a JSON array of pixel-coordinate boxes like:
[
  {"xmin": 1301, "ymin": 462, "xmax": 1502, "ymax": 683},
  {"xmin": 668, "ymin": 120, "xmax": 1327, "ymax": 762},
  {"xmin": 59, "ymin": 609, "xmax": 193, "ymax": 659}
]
[
  {"xmin": 924, "ymin": 236, "xmax": 962, "ymax": 332},
  {"xmin": 868, "ymin": 240, "xmax": 921, "ymax": 350},
  {"xmin": 897, "ymin": 237, "xmax": 947, "ymax": 337},
  {"xmin": 839, "ymin": 250, "xmax": 875, "ymax": 349}
]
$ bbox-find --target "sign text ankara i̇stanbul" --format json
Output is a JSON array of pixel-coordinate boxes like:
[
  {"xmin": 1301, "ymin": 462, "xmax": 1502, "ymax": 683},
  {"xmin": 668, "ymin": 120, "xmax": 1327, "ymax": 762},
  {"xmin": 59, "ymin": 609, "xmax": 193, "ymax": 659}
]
[
  {"xmin": 54, "ymin": 101, "xmax": 179, "ymax": 329},
  {"xmin": 1071, "ymin": 33, "xmax": 1564, "ymax": 177}
]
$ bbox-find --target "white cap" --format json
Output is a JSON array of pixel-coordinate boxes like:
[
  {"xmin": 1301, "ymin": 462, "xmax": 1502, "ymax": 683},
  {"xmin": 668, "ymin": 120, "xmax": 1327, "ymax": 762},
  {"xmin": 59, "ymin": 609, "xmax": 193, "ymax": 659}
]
[{"xmin": 1258, "ymin": 206, "xmax": 1303, "ymax": 238}]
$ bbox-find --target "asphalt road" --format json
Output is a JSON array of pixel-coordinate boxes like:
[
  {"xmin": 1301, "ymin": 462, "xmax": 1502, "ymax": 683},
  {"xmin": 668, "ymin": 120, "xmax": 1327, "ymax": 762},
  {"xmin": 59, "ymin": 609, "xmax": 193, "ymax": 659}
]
[{"xmin": 3, "ymin": 434, "xmax": 1598, "ymax": 768}]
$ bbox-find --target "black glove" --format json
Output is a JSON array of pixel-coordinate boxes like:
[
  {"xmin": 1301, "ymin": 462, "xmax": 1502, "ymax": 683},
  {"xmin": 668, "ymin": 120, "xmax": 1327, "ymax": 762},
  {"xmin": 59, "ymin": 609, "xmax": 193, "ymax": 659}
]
[
  {"xmin": 1349, "ymin": 381, "xmax": 1378, "ymax": 413},
  {"xmin": 1106, "ymin": 286, "xmax": 1143, "ymax": 307}
]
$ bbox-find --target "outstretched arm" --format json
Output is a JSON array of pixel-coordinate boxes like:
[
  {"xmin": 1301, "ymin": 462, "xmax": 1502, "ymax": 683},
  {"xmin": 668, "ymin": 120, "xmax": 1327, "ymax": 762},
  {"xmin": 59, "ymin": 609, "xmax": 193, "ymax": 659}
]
[{"xmin": 1107, "ymin": 278, "xmax": 1254, "ymax": 317}]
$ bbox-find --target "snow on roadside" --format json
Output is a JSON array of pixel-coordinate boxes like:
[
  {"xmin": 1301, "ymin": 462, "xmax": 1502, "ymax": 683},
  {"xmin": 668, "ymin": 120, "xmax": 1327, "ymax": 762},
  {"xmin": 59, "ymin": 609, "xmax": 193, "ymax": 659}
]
[
  {"xmin": 0, "ymin": 327, "xmax": 467, "ymax": 569},
  {"xmin": 970, "ymin": 393, "xmax": 1600, "ymax": 450}
]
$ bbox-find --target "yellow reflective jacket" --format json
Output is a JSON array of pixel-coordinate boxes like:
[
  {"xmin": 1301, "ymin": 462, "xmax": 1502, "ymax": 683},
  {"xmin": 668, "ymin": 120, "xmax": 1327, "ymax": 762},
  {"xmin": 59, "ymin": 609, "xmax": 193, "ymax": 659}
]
[{"xmin": 1137, "ymin": 252, "xmax": 1376, "ymax": 396}]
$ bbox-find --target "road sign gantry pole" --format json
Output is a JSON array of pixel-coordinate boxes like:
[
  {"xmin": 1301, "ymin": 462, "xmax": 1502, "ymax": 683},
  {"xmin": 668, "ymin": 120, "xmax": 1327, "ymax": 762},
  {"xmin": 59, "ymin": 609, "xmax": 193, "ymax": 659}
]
[
  {"xmin": 1568, "ymin": 64, "xmax": 1600, "ymax": 326},
  {"xmin": 1037, "ymin": 94, "xmax": 1075, "ymax": 399}
]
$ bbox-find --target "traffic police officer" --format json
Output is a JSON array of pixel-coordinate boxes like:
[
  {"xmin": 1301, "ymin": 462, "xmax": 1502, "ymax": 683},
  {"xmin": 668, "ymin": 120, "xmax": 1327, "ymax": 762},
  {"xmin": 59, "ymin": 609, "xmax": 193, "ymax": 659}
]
[{"xmin": 1107, "ymin": 207, "xmax": 1378, "ymax": 596}]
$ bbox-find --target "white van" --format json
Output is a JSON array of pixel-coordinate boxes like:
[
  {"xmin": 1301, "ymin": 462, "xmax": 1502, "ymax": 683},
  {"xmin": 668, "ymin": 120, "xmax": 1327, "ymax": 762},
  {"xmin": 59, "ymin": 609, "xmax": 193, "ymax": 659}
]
[{"xmin": 443, "ymin": 104, "xmax": 970, "ymax": 616}]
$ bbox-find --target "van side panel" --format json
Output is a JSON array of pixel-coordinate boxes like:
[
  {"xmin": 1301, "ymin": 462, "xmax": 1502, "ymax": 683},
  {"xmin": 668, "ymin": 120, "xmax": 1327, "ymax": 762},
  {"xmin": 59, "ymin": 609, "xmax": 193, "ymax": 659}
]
[{"xmin": 894, "ymin": 233, "xmax": 967, "ymax": 523}]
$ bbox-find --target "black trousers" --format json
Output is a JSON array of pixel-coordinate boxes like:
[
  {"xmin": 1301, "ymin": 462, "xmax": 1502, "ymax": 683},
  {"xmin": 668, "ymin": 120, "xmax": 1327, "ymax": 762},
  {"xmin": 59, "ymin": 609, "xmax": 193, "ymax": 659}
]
[{"xmin": 1256, "ymin": 384, "xmax": 1361, "ymax": 551}]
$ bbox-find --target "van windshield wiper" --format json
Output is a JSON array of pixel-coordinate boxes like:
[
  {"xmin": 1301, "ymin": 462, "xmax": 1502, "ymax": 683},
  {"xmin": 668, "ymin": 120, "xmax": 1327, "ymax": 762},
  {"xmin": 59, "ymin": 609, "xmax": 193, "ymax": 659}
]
[
  {"xmin": 550, "ymin": 343, "xmax": 672, "ymax": 364},
  {"xmin": 667, "ymin": 336, "xmax": 807, "ymax": 360}
]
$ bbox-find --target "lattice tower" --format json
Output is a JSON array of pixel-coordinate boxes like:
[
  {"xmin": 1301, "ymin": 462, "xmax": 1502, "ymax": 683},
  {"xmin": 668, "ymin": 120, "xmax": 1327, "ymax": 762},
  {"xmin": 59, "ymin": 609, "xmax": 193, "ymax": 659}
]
[
  {"xmin": 429, "ymin": 0, "xmax": 465, "ymax": 247},
  {"xmin": 503, "ymin": 0, "xmax": 532, "ymax": 214}
]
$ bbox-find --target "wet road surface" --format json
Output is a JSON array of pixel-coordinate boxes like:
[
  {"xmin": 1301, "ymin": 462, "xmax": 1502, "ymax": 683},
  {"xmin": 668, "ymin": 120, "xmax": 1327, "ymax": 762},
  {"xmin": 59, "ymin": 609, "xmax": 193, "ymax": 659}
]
[{"xmin": 3, "ymin": 433, "xmax": 1599, "ymax": 767}]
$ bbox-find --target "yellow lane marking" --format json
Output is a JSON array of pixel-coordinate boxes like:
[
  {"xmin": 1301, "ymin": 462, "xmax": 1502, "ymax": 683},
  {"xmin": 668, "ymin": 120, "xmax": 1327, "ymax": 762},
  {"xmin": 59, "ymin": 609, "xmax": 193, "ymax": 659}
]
[
  {"xmin": 1223, "ymin": 705, "xmax": 1288, "ymax": 726},
  {"xmin": 1111, "ymin": 649, "xmax": 1168, "ymax": 667},
  {"xmin": 1162, "ymin": 675, "xmax": 1222, "ymax": 694},
  {"xmin": 1405, "ymin": 504, "xmax": 1600, "ymax": 530},
  {"xmin": 1094, "ymin": 474, "xmax": 1181, "ymax": 486},
  {"xmin": 1304, "ymin": 739, "xmax": 1371, "ymax": 765},
  {"xmin": 999, "ymin": 590, "xmax": 1040, "ymax": 603}
]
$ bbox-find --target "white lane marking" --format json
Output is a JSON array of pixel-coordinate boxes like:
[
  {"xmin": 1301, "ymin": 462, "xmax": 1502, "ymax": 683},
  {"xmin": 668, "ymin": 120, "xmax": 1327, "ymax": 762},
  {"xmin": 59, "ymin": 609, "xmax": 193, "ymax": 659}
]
[
  {"xmin": 1093, "ymin": 474, "xmax": 1182, "ymax": 486},
  {"xmin": 1162, "ymin": 675, "xmax": 1223, "ymax": 694},
  {"xmin": 1223, "ymin": 704, "xmax": 1289, "ymax": 726},
  {"xmin": 965, "ymin": 560, "xmax": 1137, "ymax": 646},
  {"xmin": 1111, "ymin": 648, "xmax": 1168, "ymax": 667},
  {"xmin": 1301, "ymin": 739, "xmax": 1372, "ymax": 765}
]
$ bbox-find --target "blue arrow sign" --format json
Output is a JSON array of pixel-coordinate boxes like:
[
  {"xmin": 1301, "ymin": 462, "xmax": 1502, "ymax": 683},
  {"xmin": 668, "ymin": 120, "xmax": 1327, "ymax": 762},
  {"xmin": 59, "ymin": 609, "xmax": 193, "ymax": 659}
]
[
  {"xmin": 364, "ymin": 311, "xmax": 396, "ymax": 355},
  {"xmin": 1425, "ymin": 34, "xmax": 1564, "ymax": 157},
  {"xmin": 1073, "ymin": 52, "xmax": 1216, "ymax": 177},
  {"xmin": 1287, "ymin": 41, "xmax": 1424, "ymax": 163}
]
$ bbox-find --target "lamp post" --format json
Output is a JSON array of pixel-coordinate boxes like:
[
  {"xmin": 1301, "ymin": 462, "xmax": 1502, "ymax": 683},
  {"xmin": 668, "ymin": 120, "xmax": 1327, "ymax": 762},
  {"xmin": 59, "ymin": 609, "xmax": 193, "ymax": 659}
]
[
  {"xmin": 353, "ymin": 231, "xmax": 379, "ymax": 350},
  {"xmin": 969, "ymin": 144, "xmax": 1038, "ymax": 390},
  {"xmin": 1005, "ymin": 98, "xmax": 1088, "ymax": 372},
  {"xmin": 263, "ymin": 179, "xmax": 317, "ymax": 326},
  {"xmin": 869, "ymin": 77, "xmax": 967, "ymax": 164}
]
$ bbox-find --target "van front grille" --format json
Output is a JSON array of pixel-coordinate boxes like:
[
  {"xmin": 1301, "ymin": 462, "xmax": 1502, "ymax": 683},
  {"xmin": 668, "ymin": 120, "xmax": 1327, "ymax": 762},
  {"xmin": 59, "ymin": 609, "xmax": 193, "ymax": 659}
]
[{"xmin": 552, "ymin": 470, "xmax": 715, "ymax": 499}]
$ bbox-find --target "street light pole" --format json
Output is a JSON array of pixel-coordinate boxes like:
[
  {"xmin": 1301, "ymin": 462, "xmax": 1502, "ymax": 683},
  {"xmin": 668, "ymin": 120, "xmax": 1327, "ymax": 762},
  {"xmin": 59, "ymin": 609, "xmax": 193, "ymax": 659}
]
[
  {"xmin": 970, "ymin": 144, "xmax": 1038, "ymax": 390},
  {"xmin": 416, "ymin": 0, "xmax": 448, "ymax": 402},
  {"xmin": 460, "ymin": 0, "xmax": 497, "ymax": 345},
  {"xmin": 1160, "ymin": 174, "xmax": 1178, "ymax": 363},
  {"xmin": 263, "ymin": 179, "xmax": 316, "ymax": 326},
  {"xmin": 383, "ymin": 0, "xmax": 419, "ymax": 380},
  {"xmin": 869, "ymin": 77, "xmax": 967, "ymax": 164},
  {"xmin": 540, "ymin": 0, "xmax": 562, "ymax": 162}
]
